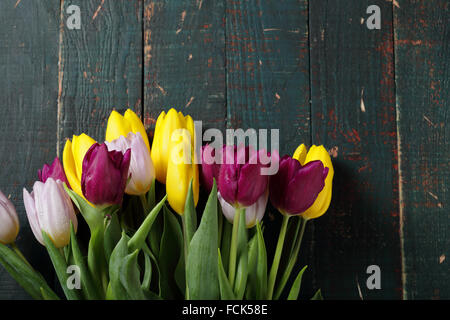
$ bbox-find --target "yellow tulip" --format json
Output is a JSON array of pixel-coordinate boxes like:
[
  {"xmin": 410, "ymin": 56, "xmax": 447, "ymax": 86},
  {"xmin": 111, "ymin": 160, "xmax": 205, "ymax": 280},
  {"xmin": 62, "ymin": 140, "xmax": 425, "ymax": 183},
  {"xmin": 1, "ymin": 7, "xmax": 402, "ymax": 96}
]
[
  {"xmin": 105, "ymin": 109, "xmax": 150, "ymax": 153},
  {"xmin": 166, "ymin": 128, "xmax": 199, "ymax": 215},
  {"xmin": 293, "ymin": 144, "xmax": 334, "ymax": 220},
  {"xmin": 151, "ymin": 108, "xmax": 195, "ymax": 184},
  {"xmin": 62, "ymin": 133, "xmax": 96, "ymax": 200}
]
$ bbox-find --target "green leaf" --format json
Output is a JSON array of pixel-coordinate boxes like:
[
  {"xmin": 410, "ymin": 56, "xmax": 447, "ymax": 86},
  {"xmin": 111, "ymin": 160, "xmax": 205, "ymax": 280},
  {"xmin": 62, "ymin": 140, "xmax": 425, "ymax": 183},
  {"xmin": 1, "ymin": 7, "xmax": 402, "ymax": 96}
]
[
  {"xmin": 217, "ymin": 248, "xmax": 236, "ymax": 300},
  {"xmin": 141, "ymin": 252, "xmax": 152, "ymax": 291},
  {"xmin": 186, "ymin": 181, "xmax": 219, "ymax": 300},
  {"xmin": 119, "ymin": 250, "xmax": 146, "ymax": 300},
  {"xmin": 245, "ymin": 233, "xmax": 258, "ymax": 300},
  {"xmin": 108, "ymin": 232, "xmax": 131, "ymax": 300},
  {"xmin": 159, "ymin": 206, "xmax": 183, "ymax": 299},
  {"xmin": 287, "ymin": 265, "xmax": 308, "ymax": 300},
  {"xmin": 42, "ymin": 231, "xmax": 81, "ymax": 300},
  {"xmin": 255, "ymin": 222, "xmax": 268, "ymax": 300},
  {"xmin": 128, "ymin": 194, "xmax": 167, "ymax": 252},
  {"xmin": 0, "ymin": 243, "xmax": 59, "ymax": 300},
  {"xmin": 64, "ymin": 184, "xmax": 103, "ymax": 231},
  {"xmin": 220, "ymin": 220, "xmax": 232, "ymax": 275},
  {"xmin": 87, "ymin": 225, "xmax": 107, "ymax": 296},
  {"xmin": 70, "ymin": 223, "xmax": 102, "ymax": 300},
  {"xmin": 183, "ymin": 179, "xmax": 197, "ymax": 250},
  {"xmin": 142, "ymin": 243, "xmax": 161, "ymax": 295},
  {"xmin": 233, "ymin": 207, "xmax": 248, "ymax": 299},
  {"xmin": 311, "ymin": 288, "xmax": 323, "ymax": 300},
  {"xmin": 146, "ymin": 178, "xmax": 156, "ymax": 210},
  {"xmin": 104, "ymin": 211, "xmax": 121, "ymax": 263}
]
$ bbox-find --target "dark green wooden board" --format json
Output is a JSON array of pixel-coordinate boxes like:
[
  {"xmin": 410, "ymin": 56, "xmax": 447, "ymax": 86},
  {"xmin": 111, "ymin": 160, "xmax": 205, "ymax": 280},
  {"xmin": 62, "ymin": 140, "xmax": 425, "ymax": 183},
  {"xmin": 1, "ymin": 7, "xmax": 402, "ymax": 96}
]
[
  {"xmin": 394, "ymin": 0, "xmax": 449, "ymax": 300},
  {"xmin": 0, "ymin": 0, "xmax": 448, "ymax": 299}
]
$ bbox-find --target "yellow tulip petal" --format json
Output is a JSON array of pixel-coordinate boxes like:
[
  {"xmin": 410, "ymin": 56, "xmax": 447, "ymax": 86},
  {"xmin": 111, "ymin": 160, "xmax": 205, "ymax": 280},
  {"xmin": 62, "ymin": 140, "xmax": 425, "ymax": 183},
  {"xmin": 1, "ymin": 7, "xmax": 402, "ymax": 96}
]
[
  {"xmin": 106, "ymin": 110, "xmax": 132, "ymax": 142},
  {"xmin": 301, "ymin": 145, "xmax": 334, "ymax": 220},
  {"xmin": 62, "ymin": 139, "xmax": 83, "ymax": 197},
  {"xmin": 124, "ymin": 109, "xmax": 150, "ymax": 152},
  {"xmin": 293, "ymin": 144, "xmax": 307, "ymax": 165},
  {"xmin": 71, "ymin": 133, "xmax": 96, "ymax": 181},
  {"xmin": 151, "ymin": 111, "xmax": 167, "ymax": 183}
]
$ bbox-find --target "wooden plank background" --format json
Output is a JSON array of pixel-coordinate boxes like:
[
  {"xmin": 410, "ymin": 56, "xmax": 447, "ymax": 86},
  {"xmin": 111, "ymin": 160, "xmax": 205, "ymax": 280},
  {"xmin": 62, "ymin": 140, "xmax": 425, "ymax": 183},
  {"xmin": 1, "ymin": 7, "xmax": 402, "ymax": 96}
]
[{"xmin": 0, "ymin": 0, "xmax": 448, "ymax": 299}]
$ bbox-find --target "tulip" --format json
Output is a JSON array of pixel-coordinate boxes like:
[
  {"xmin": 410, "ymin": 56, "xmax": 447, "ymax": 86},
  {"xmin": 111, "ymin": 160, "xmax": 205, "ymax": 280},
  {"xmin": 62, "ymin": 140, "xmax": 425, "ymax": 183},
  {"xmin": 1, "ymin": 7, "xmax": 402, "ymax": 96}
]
[
  {"xmin": 218, "ymin": 145, "xmax": 269, "ymax": 208},
  {"xmin": 269, "ymin": 155, "xmax": 328, "ymax": 216},
  {"xmin": 38, "ymin": 157, "xmax": 70, "ymax": 188},
  {"xmin": 218, "ymin": 189, "xmax": 268, "ymax": 228},
  {"xmin": 293, "ymin": 144, "xmax": 334, "ymax": 220},
  {"xmin": 106, "ymin": 132, "xmax": 155, "ymax": 196},
  {"xmin": 200, "ymin": 144, "xmax": 222, "ymax": 192},
  {"xmin": 63, "ymin": 133, "xmax": 96, "ymax": 200},
  {"xmin": 151, "ymin": 108, "xmax": 195, "ymax": 184},
  {"xmin": 23, "ymin": 178, "xmax": 77, "ymax": 248},
  {"xmin": 105, "ymin": 109, "xmax": 150, "ymax": 153},
  {"xmin": 166, "ymin": 128, "xmax": 199, "ymax": 215},
  {"xmin": 0, "ymin": 191, "xmax": 19, "ymax": 244},
  {"xmin": 81, "ymin": 143, "xmax": 131, "ymax": 207}
]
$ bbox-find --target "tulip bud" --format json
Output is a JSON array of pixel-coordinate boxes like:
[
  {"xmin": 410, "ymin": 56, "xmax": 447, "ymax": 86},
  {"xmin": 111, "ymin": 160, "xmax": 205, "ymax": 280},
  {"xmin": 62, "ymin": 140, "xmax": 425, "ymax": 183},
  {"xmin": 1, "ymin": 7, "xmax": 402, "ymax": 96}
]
[
  {"xmin": 23, "ymin": 178, "xmax": 77, "ymax": 248},
  {"xmin": 62, "ymin": 133, "xmax": 96, "ymax": 200},
  {"xmin": 106, "ymin": 132, "xmax": 155, "ymax": 196},
  {"xmin": 105, "ymin": 109, "xmax": 151, "ymax": 153},
  {"xmin": 269, "ymin": 155, "xmax": 328, "ymax": 216},
  {"xmin": 0, "ymin": 191, "xmax": 20, "ymax": 244},
  {"xmin": 293, "ymin": 144, "xmax": 334, "ymax": 219},
  {"xmin": 218, "ymin": 189, "xmax": 268, "ymax": 228},
  {"xmin": 151, "ymin": 108, "xmax": 195, "ymax": 184},
  {"xmin": 166, "ymin": 128, "xmax": 199, "ymax": 215},
  {"xmin": 81, "ymin": 143, "xmax": 131, "ymax": 207},
  {"xmin": 218, "ymin": 145, "xmax": 269, "ymax": 207},
  {"xmin": 200, "ymin": 144, "xmax": 222, "ymax": 192},
  {"xmin": 38, "ymin": 157, "xmax": 70, "ymax": 188}
]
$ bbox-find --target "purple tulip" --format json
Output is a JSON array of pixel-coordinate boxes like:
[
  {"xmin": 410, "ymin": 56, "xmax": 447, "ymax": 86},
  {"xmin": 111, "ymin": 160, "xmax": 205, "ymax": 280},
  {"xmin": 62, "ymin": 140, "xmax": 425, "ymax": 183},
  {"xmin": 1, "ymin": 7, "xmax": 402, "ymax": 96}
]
[
  {"xmin": 269, "ymin": 155, "xmax": 329, "ymax": 215},
  {"xmin": 81, "ymin": 143, "xmax": 131, "ymax": 207},
  {"xmin": 23, "ymin": 178, "xmax": 77, "ymax": 248},
  {"xmin": 200, "ymin": 144, "xmax": 222, "ymax": 192},
  {"xmin": 218, "ymin": 145, "xmax": 269, "ymax": 207},
  {"xmin": 38, "ymin": 157, "xmax": 70, "ymax": 188}
]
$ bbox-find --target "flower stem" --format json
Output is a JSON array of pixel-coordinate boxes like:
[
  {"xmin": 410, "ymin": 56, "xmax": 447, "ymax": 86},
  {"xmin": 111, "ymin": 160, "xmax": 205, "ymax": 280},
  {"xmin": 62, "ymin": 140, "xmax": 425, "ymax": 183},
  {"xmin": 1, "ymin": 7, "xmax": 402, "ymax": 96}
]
[
  {"xmin": 273, "ymin": 217, "xmax": 307, "ymax": 299},
  {"xmin": 11, "ymin": 242, "xmax": 33, "ymax": 269},
  {"xmin": 267, "ymin": 214, "xmax": 290, "ymax": 299},
  {"xmin": 140, "ymin": 194, "xmax": 149, "ymax": 215},
  {"xmin": 228, "ymin": 207, "xmax": 242, "ymax": 287}
]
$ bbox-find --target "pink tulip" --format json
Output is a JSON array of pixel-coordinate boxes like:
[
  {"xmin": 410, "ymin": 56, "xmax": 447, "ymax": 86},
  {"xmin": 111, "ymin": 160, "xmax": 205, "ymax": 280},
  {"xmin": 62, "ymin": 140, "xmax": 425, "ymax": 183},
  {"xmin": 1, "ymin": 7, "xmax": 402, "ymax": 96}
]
[
  {"xmin": 38, "ymin": 157, "xmax": 70, "ymax": 188},
  {"xmin": 23, "ymin": 178, "xmax": 77, "ymax": 248},
  {"xmin": 0, "ymin": 191, "xmax": 19, "ymax": 244}
]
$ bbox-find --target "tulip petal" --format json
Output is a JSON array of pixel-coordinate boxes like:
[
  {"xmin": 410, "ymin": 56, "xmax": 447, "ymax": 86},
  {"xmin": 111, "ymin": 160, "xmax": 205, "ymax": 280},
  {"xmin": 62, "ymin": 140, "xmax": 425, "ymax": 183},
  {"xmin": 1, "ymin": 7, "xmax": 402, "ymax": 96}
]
[
  {"xmin": 124, "ymin": 109, "xmax": 151, "ymax": 152},
  {"xmin": 106, "ymin": 110, "xmax": 132, "ymax": 143},
  {"xmin": 71, "ymin": 133, "xmax": 96, "ymax": 182},
  {"xmin": 63, "ymin": 139, "xmax": 84, "ymax": 198},
  {"xmin": 23, "ymin": 187, "xmax": 44, "ymax": 245},
  {"xmin": 293, "ymin": 144, "xmax": 307, "ymax": 165}
]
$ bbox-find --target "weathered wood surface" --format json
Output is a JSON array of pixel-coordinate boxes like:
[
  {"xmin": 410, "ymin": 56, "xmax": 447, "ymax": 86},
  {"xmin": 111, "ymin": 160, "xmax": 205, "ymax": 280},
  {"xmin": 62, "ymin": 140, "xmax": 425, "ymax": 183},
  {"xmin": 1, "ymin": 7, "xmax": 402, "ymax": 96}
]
[
  {"xmin": 308, "ymin": 0, "xmax": 402, "ymax": 299},
  {"xmin": 0, "ymin": 0, "xmax": 448, "ymax": 299},
  {"xmin": 0, "ymin": 0, "xmax": 59, "ymax": 299},
  {"xmin": 394, "ymin": 0, "xmax": 449, "ymax": 300}
]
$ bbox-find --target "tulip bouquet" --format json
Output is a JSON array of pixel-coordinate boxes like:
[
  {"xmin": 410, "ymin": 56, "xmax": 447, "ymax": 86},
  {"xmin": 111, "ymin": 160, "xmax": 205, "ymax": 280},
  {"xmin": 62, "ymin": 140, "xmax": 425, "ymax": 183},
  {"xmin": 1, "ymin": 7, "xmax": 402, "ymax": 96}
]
[{"xmin": 0, "ymin": 108, "xmax": 333, "ymax": 300}]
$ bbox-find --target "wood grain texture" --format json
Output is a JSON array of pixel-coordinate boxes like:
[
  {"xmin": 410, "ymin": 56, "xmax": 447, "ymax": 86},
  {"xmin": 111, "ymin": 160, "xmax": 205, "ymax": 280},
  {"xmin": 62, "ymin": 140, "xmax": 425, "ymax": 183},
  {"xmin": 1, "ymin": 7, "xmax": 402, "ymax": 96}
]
[
  {"xmin": 394, "ymin": 0, "xmax": 449, "ymax": 299},
  {"xmin": 0, "ymin": 0, "xmax": 59, "ymax": 299},
  {"xmin": 308, "ymin": 0, "xmax": 402, "ymax": 299},
  {"xmin": 225, "ymin": 0, "xmax": 310, "ymax": 151},
  {"xmin": 143, "ymin": 0, "xmax": 226, "ymax": 134},
  {"xmin": 58, "ymin": 0, "xmax": 143, "ymax": 149}
]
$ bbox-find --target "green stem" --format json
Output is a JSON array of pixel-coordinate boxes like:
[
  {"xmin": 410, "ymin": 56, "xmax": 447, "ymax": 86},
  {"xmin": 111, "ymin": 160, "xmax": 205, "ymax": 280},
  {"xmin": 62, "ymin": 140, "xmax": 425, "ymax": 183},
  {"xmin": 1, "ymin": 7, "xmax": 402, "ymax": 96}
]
[
  {"xmin": 267, "ymin": 214, "xmax": 290, "ymax": 299},
  {"xmin": 274, "ymin": 217, "xmax": 307, "ymax": 299},
  {"xmin": 181, "ymin": 213, "xmax": 190, "ymax": 299},
  {"xmin": 228, "ymin": 207, "xmax": 242, "ymax": 287},
  {"xmin": 140, "ymin": 194, "xmax": 149, "ymax": 215},
  {"xmin": 11, "ymin": 242, "xmax": 33, "ymax": 269}
]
